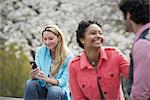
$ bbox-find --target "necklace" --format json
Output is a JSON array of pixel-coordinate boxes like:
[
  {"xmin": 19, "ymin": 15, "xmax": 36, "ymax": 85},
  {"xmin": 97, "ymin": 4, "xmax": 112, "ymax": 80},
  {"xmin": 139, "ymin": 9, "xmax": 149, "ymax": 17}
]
[{"xmin": 91, "ymin": 61, "xmax": 96, "ymax": 66}]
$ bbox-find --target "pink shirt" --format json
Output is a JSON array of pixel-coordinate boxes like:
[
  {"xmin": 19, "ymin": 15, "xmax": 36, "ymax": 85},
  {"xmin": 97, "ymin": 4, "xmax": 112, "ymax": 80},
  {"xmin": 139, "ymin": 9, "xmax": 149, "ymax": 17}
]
[
  {"xmin": 130, "ymin": 23, "xmax": 150, "ymax": 100},
  {"xmin": 69, "ymin": 47, "xmax": 129, "ymax": 100}
]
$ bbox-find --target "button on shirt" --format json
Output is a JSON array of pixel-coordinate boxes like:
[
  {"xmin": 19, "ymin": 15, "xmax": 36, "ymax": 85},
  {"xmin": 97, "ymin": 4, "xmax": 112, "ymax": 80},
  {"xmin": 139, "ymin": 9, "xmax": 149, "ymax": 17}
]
[{"xmin": 69, "ymin": 47, "xmax": 129, "ymax": 100}]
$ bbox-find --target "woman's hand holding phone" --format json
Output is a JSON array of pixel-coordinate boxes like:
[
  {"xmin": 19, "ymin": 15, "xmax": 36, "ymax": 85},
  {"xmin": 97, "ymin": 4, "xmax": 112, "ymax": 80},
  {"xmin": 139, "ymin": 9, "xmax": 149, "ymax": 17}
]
[
  {"xmin": 30, "ymin": 61, "xmax": 47, "ymax": 80},
  {"xmin": 36, "ymin": 71, "xmax": 46, "ymax": 80},
  {"xmin": 30, "ymin": 68, "xmax": 40, "ymax": 79},
  {"xmin": 30, "ymin": 61, "xmax": 38, "ymax": 69},
  {"xmin": 30, "ymin": 61, "xmax": 40, "ymax": 79}
]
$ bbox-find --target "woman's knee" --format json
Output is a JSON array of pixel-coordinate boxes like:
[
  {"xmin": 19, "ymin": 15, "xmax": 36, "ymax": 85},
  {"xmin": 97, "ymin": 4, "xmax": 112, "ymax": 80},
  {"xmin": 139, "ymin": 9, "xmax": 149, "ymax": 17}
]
[
  {"xmin": 24, "ymin": 79, "xmax": 40, "ymax": 100},
  {"xmin": 47, "ymin": 86, "xmax": 65, "ymax": 99},
  {"xmin": 25, "ymin": 79, "xmax": 39, "ymax": 90}
]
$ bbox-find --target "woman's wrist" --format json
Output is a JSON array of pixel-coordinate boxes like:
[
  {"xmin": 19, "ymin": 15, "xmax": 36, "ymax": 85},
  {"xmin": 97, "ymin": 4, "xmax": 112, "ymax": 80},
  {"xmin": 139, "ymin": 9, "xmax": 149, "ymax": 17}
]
[
  {"xmin": 55, "ymin": 79, "xmax": 59, "ymax": 85},
  {"xmin": 46, "ymin": 77, "xmax": 59, "ymax": 85}
]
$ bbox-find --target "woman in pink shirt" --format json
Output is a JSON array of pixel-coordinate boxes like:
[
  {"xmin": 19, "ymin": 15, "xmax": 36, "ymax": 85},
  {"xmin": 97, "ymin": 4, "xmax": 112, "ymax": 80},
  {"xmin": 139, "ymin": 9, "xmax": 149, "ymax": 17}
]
[{"xmin": 69, "ymin": 20, "xmax": 129, "ymax": 100}]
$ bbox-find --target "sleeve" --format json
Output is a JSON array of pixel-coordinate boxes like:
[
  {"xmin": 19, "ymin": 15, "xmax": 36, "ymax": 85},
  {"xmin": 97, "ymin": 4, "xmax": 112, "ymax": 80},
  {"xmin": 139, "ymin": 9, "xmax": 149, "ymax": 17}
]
[
  {"xmin": 117, "ymin": 49, "xmax": 129, "ymax": 78},
  {"xmin": 68, "ymin": 60, "xmax": 86, "ymax": 100},
  {"xmin": 35, "ymin": 47, "xmax": 41, "ymax": 69},
  {"xmin": 57, "ymin": 63, "xmax": 68, "ymax": 87},
  {"xmin": 57, "ymin": 52, "xmax": 74, "ymax": 87},
  {"xmin": 130, "ymin": 41, "xmax": 150, "ymax": 100}
]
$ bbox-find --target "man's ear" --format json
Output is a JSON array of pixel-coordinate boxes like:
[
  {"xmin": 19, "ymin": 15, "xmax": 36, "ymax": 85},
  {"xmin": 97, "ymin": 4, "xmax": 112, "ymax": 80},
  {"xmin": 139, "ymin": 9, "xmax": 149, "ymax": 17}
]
[{"xmin": 126, "ymin": 12, "xmax": 131, "ymax": 20}]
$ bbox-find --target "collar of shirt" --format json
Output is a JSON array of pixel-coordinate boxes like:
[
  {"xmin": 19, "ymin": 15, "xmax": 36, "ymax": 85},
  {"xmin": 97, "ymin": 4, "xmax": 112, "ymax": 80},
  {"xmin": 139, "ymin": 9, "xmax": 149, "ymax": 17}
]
[{"xmin": 80, "ymin": 47, "xmax": 108, "ymax": 70}]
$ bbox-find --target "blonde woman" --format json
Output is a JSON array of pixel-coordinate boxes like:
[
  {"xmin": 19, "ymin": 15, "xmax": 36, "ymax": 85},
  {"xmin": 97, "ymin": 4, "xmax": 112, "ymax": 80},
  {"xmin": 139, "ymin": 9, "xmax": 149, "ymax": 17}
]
[{"xmin": 24, "ymin": 25, "xmax": 74, "ymax": 100}]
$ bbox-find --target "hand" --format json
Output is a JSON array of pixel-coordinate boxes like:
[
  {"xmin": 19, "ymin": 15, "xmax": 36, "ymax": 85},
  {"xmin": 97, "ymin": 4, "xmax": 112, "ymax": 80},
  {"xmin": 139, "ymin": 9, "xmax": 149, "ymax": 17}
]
[
  {"xmin": 42, "ymin": 77, "xmax": 59, "ymax": 85},
  {"xmin": 36, "ymin": 71, "xmax": 47, "ymax": 80},
  {"xmin": 30, "ymin": 67, "xmax": 40, "ymax": 79},
  {"xmin": 37, "ymin": 73, "xmax": 59, "ymax": 85}
]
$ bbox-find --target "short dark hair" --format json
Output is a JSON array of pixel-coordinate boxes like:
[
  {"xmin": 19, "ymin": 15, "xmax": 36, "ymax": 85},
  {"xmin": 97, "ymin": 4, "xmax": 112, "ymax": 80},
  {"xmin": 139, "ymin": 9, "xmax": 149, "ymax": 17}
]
[
  {"xmin": 119, "ymin": 0, "xmax": 149, "ymax": 25},
  {"xmin": 76, "ymin": 20, "xmax": 102, "ymax": 49}
]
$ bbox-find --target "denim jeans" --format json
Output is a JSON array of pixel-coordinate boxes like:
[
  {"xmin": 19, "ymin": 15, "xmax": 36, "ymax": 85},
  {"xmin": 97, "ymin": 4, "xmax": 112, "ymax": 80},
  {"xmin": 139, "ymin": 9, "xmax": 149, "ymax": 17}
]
[{"xmin": 24, "ymin": 79, "xmax": 65, "ymax": 100}]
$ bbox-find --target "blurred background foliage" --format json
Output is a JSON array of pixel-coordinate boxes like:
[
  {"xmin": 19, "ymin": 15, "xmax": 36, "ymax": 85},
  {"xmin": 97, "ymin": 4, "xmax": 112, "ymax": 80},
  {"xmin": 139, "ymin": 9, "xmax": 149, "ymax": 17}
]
[{"xmin": 0, "ymin": 43, "xmax": 30, "ymax": 97}]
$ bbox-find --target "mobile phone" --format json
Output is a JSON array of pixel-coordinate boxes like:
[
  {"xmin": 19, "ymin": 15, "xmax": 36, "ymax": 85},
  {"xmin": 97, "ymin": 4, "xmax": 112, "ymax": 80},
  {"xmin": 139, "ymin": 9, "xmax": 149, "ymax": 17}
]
[{"xmin": 30, "ymin": 61, "xmax": 38, "ymax": 69}]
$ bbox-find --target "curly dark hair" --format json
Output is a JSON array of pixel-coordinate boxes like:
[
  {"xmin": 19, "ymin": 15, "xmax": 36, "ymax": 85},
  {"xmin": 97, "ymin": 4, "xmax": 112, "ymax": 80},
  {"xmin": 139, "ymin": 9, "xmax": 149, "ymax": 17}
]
[
  {"xmin": 119, "ymin": 0, "xmax": 149, "ymax": 25},
  {"xmin": 76, "ymin": 20, "xmax": 102, "ymax": 49}
]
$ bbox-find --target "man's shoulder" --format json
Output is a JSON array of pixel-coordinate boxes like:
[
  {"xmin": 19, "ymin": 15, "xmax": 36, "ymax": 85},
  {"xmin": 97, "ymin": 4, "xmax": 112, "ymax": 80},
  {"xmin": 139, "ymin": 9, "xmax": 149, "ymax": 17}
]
[
  {"xmin": 135, "ymin": 28, "xmax": 150, "ymax": 46},
  {"xmin": 133, "ymin": 38, "xmax": 150, "ymax": 58},
  {"xmin": 139, "ymin": 28, "xmax": 150, "ymax": 40}
]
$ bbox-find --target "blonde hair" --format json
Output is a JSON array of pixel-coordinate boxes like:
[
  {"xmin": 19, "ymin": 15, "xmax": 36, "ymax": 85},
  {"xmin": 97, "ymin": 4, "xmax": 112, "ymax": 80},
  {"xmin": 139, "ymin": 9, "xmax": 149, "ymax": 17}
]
[{"xmin": 42, "ymin": 25, "xmax": 67, "ymax": 76}]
